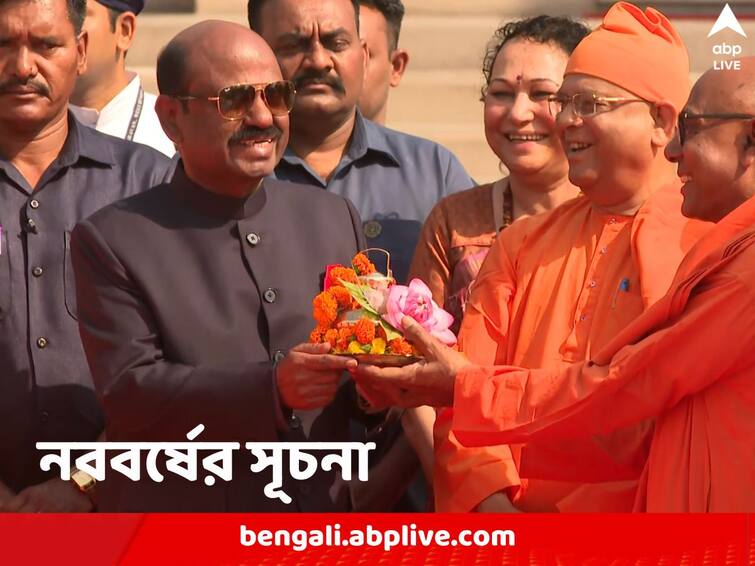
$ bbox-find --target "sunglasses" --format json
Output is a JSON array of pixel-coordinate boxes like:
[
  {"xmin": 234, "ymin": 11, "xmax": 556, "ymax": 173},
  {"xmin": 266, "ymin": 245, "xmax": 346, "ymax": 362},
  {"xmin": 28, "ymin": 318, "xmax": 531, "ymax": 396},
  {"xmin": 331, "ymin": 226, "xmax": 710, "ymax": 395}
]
[
  {"xmin": 175, "ymin": 80, "xmax": 296, "ymax": 120},
  {"xmin": 548, "ymin": 93, "xmax": 649, "ymax": 118},
  {"xmin": 677, "ymin": 110, "xmax": 755, "ymax": 145}
]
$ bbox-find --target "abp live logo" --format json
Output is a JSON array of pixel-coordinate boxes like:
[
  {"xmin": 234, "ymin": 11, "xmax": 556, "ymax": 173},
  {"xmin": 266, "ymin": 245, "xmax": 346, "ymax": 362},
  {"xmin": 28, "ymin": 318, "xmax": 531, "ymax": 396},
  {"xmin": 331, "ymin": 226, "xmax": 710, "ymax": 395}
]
[{"xmin": 708, "ymin": 3, "xmax": 747, "ymax": 70}]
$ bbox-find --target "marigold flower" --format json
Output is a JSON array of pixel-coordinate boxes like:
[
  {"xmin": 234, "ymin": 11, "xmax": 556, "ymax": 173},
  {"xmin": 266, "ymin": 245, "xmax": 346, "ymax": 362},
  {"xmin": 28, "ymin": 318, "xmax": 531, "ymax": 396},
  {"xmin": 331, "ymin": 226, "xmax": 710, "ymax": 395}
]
[
  {"xmin": 354, "ymin": 318, "xmax": 376, "ymax": 345},
  {"xmin": 336, "ymin": 325, "xmax": 355, "ymax": 352},
  {"xmin": 376, "ymin": 325, "xmax": 387, "ymax": 340},
  {"xmin": 309, "ymin": 326, "xmax": 327, "ymax": 343},
  {"xmin": 388, "ymin": 337, "xmax": 415, "ymax": 356},
  {"xmin": 313, "ymin": 292, "xmax": 338, "ymax": 326},
  {"xmin": 329, "ymin": 266, "xmax": 358, "ymax": 287},
  {"xmin": 352, "ymin": 253, "xmax": 377, "ymax": 276},
  {"xmin": 324, "ymin": 328, "xmax": 339, "ymax": 346},
  {"xmin": 330, "ymin": 286, "xmax": 354, "ymax": 310}
]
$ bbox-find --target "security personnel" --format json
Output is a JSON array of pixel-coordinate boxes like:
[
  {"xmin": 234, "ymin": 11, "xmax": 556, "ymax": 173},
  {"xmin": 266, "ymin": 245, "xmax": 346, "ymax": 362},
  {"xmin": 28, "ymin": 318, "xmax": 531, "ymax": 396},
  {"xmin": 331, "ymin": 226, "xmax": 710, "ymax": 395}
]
[
  {"xmin": 0, "ymin": 0, "xmax": 172, "ymax": 512},
  {"xmin": 70, "ymin": 0, "xmax": 175, "ymax": 156}
]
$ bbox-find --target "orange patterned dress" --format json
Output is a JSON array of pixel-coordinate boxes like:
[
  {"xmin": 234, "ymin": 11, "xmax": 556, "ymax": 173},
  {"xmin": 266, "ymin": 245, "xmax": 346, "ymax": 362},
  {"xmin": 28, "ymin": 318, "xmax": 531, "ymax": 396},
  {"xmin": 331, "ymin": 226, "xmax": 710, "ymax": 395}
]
[{"xmin": 409, "ymin": 180, "xmax": 511, "ymax": 334}]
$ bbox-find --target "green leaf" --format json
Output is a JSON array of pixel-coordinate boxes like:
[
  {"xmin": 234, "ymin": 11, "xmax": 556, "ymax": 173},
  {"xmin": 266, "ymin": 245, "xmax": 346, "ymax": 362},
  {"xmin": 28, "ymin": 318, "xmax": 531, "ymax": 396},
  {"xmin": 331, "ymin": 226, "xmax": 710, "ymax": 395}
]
[
  {"xmin": 339, "ymin": 279, "xmax": 379, "ymax": 315},
  {"xmin": 337, "ymin": 279, "xmax": 403, "ymax": 341},
  {"xmin": 378, "ymin": 319, "xmax": 402, "ymax": 342}
]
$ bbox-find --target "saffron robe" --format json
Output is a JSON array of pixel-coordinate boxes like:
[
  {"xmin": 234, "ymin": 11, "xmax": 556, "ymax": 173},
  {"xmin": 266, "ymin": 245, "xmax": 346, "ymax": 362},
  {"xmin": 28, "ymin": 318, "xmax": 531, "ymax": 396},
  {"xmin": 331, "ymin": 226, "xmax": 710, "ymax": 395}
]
[
  {"xmin": 435, "ymin": 182, "xmax": 710, "ymax": 512},
  {"xmin": 451, "ymin": 195, "xmax": 755, "ymax": 512}
]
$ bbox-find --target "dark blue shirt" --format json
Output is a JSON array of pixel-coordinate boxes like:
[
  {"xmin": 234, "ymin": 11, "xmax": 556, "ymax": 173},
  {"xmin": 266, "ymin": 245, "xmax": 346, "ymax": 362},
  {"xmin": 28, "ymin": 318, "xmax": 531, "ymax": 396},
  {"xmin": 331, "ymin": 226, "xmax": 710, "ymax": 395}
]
[
  {"xmin": 0, "ymin": 115, "xmax": 173, "ymax": 491},
  {"xmin": 271, "ymin": 112, "xmax": 473, "ymax": 282}
]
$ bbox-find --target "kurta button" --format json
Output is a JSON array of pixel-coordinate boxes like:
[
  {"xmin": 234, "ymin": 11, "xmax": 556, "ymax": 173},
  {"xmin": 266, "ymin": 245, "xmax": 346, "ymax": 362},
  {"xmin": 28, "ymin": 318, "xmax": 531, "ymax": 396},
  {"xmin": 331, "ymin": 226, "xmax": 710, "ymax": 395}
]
[
  {"xmin": 579, "ymin": 315, "xmax": 587, "ymax": 322},
  {"xmin": 32, "ymin": 266, "xmax": 43, "ymax": 277},
  {"xmin": 246, "ymin": 232, "xmax": 260, "ymax": 246},
  {"xmin": 364, "ymin": 220, "xmax": 382, "ymax": 239},
  {"xmin": 589, "ymin": 280, "xmax": 597, "ymax": 288},
  {"xmin": 27, "ymin": 218, "xmax": 37, "ymax": 231},
  {"xmin": 263, "ymin": 288, "xmax": 277, "ymax": 303},
  {"xmin": 273, "ymin": 350, "xmax": 285, "ymax": 363},
  {"xmin": 30, "ymin": 199, "xmax": 40, "ymax": 209},
  {"xmin": 40, "ymin": 411, "xmax": 50, "ymax": 423},
  {"xmin": 290, "ymin": 415, "xmax": 302, "ymax": 429},
  {"xmin": 37, "ymin": 337, "xmax": 48, "ymax": 349}
]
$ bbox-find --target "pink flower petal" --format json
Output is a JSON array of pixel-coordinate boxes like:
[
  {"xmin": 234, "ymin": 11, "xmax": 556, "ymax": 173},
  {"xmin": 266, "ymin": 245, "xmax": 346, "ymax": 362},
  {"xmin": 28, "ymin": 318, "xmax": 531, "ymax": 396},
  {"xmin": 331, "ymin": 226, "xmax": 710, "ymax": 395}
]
[
  {"xmin": 429, "ymin": 308, "xmax": 454, "ymax": 330},
  {"xmin": 408, "ymin": 278, "xmax": 433, "ymax": 298},
  {"xmin": 434, "ymin": 328, "xmax": 458, "ymax": 346}
]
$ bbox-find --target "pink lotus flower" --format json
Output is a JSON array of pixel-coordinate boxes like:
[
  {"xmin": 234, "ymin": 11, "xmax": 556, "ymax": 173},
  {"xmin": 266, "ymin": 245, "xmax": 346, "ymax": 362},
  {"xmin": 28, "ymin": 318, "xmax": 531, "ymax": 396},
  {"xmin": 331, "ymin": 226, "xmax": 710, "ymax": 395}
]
[{"xmin": 383, "ymin": 278, "xmax": 457, "ymax": 346}]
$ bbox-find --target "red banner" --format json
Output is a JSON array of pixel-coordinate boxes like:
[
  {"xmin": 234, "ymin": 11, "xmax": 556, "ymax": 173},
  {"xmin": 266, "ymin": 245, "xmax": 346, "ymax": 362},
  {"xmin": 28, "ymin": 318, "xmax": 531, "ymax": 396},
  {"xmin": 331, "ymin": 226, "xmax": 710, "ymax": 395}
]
[{"xmin": 0, "ymin": 513, "xmax": 752, "ymax": 564}]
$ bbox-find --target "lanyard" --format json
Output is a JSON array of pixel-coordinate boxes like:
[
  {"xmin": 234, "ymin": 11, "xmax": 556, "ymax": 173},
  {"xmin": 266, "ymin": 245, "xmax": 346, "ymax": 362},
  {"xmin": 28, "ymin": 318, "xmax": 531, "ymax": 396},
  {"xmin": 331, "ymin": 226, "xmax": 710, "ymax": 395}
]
[{"xmin": 125, "ymin": 86, "xmax": 144, "ymax": 142}]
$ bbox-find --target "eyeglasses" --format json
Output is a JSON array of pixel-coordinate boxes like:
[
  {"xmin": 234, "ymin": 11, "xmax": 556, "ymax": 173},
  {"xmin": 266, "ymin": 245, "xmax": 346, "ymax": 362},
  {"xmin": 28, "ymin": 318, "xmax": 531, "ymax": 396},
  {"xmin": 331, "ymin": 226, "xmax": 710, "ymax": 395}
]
[
  {"xmin": 174, "ymin": 80, "xmax": 296, "ymax": 120},
  {"xmin": 677, "ymin": 110, "xmax": 755, "ymax": 145},
  {"xmin": 548, "ymin": 93, "xmax": 649, "ymax": 118}
]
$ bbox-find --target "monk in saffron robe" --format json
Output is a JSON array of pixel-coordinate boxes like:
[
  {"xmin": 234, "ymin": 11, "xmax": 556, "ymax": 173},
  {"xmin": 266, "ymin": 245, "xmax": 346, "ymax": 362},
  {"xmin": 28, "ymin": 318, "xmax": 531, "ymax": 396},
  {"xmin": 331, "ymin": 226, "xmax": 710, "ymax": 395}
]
[
  {"xmin": 352, "ymin": 58, "xmax": 755, "ymax": 512},
  {"xmin": 431, "ymin": 2, "xmax": 710, "ymax": 513}
]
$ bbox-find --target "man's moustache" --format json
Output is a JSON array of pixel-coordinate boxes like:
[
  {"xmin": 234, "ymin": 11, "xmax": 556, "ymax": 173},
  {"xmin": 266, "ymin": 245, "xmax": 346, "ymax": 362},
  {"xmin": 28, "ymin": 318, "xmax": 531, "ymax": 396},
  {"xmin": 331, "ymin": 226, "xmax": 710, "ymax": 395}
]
[
  {"xmin": 293, "ymin": 73, "xmax": 345, "ymax": 94},
  {"xmin": 229, "ymin": 126, "xmax": 283, "ymax": 143},
  {"xmin": 0, "ymin": 78, "xmax": 50, "ymax": 97}
]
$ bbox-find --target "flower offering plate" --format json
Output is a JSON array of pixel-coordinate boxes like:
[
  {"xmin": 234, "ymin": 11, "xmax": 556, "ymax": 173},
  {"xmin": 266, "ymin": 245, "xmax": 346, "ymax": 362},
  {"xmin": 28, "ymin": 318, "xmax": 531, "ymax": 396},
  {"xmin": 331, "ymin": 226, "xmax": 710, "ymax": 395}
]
[
  {"xmin": 309, "ymin": 250, "xmax": 456, "ymax": 363},
  {"xmin": 336, "ymin": 353, "xmax": 422, "ymax": 367}
]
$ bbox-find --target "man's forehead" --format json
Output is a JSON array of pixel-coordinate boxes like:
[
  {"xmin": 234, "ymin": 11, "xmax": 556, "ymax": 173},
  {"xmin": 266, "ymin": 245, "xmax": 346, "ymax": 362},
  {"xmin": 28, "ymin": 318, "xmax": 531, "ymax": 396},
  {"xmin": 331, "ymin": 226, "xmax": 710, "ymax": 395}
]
[
  {"xmin": 559, "ymin": 74, "xmax": 635, "ymax": 97},
  {"xmin": 0, "ymin": 0, "xmax": 72, "ymax": 34},
  {"xmin": 261, "ymin": 0, "xmax": 357, "ymax": 36},
  {"xmin": 688, "ymin": 66, "xmax": 755, "ymax": 114},
  {"xmin": 185, "ymin": 41, "xmax": 281, "ymax": 92}
]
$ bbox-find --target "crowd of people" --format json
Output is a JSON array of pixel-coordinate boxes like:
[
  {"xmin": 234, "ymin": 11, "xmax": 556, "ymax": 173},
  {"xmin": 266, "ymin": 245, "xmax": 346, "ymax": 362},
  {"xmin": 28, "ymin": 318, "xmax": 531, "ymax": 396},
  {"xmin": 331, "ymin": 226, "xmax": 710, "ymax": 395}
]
[{"xmin": 0, "ymin": 0, "xmax": 752, "ymax": 513}]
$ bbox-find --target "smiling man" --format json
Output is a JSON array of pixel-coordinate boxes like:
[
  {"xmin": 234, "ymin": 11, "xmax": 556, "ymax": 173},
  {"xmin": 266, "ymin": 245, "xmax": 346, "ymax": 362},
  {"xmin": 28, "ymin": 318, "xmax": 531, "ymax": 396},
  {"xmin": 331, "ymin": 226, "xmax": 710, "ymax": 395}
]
[
  {"xmin": 427, "ymin": 2, "xmax": 712, "ymax": 513},
  {"xmin": 70, "ymin": 21, "xmax": 371, "ymax": 512},
  {"xmin": 356, "ymin": 58, "xmax": 755, "ymax": 512}
]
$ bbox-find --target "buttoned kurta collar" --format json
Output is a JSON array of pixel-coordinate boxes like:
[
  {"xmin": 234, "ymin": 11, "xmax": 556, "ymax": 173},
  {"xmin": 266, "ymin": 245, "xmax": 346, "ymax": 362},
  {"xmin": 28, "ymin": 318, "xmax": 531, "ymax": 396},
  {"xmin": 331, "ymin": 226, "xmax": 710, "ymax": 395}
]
[{"xmin": 170, "ymin": 161, "xmax": 268, "ymax": 220}]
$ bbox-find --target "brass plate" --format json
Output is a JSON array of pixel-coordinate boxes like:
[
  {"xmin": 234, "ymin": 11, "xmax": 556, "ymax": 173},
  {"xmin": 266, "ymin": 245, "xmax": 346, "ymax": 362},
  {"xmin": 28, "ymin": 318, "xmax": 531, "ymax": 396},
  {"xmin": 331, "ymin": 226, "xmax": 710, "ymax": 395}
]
[{"xmin": 336, "ymin": 353, "xmax": 421, "ymax": 367}]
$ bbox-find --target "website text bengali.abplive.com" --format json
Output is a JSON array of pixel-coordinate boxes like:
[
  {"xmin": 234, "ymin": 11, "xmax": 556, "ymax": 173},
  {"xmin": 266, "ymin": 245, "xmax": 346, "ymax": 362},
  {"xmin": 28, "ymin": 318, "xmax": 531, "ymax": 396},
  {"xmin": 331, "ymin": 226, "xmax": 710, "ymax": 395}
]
[{"xmin": 240, "ymin": 522, "xmax": 516, "ymax": 552}]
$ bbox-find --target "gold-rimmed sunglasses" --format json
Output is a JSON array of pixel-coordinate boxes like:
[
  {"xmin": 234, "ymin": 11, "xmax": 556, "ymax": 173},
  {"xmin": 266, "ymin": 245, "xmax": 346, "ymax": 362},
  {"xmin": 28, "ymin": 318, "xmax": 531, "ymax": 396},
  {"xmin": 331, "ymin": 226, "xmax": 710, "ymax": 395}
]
[{"xmin": 174, "ymin": 80, "xmax": 296, "ymax": 120}]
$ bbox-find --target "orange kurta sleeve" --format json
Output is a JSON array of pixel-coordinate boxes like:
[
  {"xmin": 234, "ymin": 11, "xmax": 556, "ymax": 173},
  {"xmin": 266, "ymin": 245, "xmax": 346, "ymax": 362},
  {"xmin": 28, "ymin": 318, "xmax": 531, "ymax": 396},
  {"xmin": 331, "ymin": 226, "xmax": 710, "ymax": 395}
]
[
  {"xmin": 451, "ymin": 270, "xmax": 755, "ymax": 482},
  {"xmin": 434, "ymin": 234, "xmax": 520, "ymax": 512}
]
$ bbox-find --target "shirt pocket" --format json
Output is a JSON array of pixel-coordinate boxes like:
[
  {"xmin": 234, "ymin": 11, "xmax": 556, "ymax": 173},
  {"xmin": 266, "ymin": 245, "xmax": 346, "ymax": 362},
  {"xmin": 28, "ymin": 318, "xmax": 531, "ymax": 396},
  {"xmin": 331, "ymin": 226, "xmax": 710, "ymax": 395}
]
[
  {"xmin": 64, "ymin": 230, "xmax": 78, "ymax": 320},
  {"xmin": 0, "ymin": 229, "xmax": 11, "ymax": 319}
]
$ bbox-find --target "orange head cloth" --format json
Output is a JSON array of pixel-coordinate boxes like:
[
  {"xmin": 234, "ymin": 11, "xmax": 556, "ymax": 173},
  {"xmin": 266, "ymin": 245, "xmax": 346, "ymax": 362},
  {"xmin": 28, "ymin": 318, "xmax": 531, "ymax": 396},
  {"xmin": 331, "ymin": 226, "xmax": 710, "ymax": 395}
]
[{"xmin": 565, "ymin": 2, "xmax": 689, "ymax": 112}]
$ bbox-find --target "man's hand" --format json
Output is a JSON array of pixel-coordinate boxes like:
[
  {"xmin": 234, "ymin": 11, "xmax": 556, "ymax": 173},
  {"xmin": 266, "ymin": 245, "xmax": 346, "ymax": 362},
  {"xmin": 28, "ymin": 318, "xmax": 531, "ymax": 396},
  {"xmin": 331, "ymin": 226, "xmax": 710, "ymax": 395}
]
[
  {"xmin": 0, "ymin": 480, "xmax": 14, "ymax": 506},
  {"xmin": 350, "ymin": 317, "xmax": 472, "ymax": 408},
  {"xmin": 276, "ymin": 342, "xmax": 358, "ymax": 410},
  {"xmin": 475, "ymin": 491, "xmax": 521, "ymax": 513},
  {"xmin": 0, "ymin": 478, "xmax": 93, "ymax": 513}
]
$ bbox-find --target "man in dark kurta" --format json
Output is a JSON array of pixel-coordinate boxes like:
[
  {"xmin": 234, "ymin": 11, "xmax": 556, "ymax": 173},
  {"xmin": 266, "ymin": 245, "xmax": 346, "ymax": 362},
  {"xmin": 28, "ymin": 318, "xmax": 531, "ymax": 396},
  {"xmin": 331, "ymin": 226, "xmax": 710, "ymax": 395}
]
[{"xmin": 71, "ymin": 21, "xmax": 366, "ymax": 511}]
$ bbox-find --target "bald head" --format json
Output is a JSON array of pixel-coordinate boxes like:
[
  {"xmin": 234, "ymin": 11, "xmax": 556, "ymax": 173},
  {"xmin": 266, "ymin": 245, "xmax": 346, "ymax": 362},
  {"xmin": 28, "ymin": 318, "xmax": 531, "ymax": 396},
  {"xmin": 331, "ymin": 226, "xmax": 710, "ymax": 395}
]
[
  {"xmin": 689, "ymin": 56, "xmax": 755, "ymax": 115},
  {"xmin": 157, "ymin": 20, "xmax": 278, "ymax": 96},
  {"xmin": 665, "ymin": 56, "xmax": 755, "ymax": 222}
]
